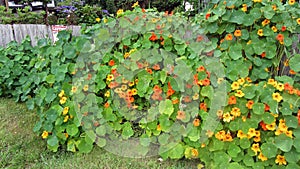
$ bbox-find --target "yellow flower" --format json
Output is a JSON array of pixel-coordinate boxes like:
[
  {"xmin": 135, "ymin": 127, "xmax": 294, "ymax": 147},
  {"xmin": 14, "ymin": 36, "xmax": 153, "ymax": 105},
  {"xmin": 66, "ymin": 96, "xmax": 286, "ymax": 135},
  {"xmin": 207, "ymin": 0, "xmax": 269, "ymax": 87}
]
[
  {"xmin": 117, "ymin": 9, "xmax": 124, "ymax": 16},
  {"xmin": 288, "ymin": 0, "xmax": 295, "ymax": 5},
  {"xmin": 121, "ymin": 85, "xmax": 127, "ymax": 91},
  {"xmin": 271, "ymin": 26, "xmax": 278, "ymax": 32},
  {"xmin": 103, "ymin": 18, "xmax": 108, "ymax": 23},
  {"xmin": 272, "ymin": 5, "xmax": 277, "ymax": 11},
  {"xmin": 272, "ymin": 92, "xmax": 283, "ymax": 102},
  {"xmin": 42, "ymin": 131, "xmax": 49, "ymax": 139},
  {"xmin": 276, "ymin": 83, "xmax": 284, "ymax": 91},
  {"xmin": 262, "ymin": 19, "xmax": 270, "ymax": 27},
  {"xmin": 247, "ymin": 40, "xmax": 252, "ymax": 45},
  {"xmin": 251, "ymin": 143, "xmax": 260, "ymax": 155},
  {"xmin": 83, "ymin": 85, "xmax": 89, "ymax": 92},
  {"xmin": 230, "ymin": 107, "xmax": 241, "ymax": 117},
  {"xmin": 64, "ymin": 115, "xmax": 69, "ymax": 122},
  {"xmin": 241, "ymin": 4, "xmax": 247, "ymax": 12},
  {"xmin": 71, "ymin": 86, "xmax": 77, "ymax": 93},
  {"xmin": 60, "ymin": 96, "xmax": 67, "ymax": 104},
  {"xmin": 124, "ymin": 52, "xmax": 130, "ymax": 59},
  {"xmin": 237, "ymin": 130, "xmax": 247, "ymax": 139},
  {"xmin": 131, "ymin": 88, "xmax": 137, "ymax": 95},
  {"xmin": 253, "ymin": 136, "xmax": 261, "ymax": 142},
  {"xmin": 192, "ymin": 93, "xmax": 199, "ymax": 100},
  {"xmin": 285, "ymin": 130, "xmax": 293, "ymax": 138},
  {"xmin": 105, "ymin": 91, "xmax": 110, "ymax": 97},
  {"xmin": 132, "ymin": 1, "xmax": 139, "ymax": 8},
  {"xmin": 237, "ymin": 78, "xmax": 245, "ymax": 85},
  {"xmin": 257, "ymin": 29, "xmax": 264, "ymax": 36},
  {"xmin": 95, "ymin": 17, "xmax": 100, "ymax": 22},
  {"xmin": 297, "ymin": 18, "xmax": 300, "ymax": 25},
  {"xmin": 231, "ymin": 82, "xmax": 240, "ymax": 90},
  {"xmin": 235, "ymin": 90, "xmax": 245, "ymax": 97},
  {"xmin": 128, "ymin": 81, "xmax": 135, "ymax": 87},
  {"xmin": 223, "ymin": 112, "xmax": 233, "ymax": 122},
  {"xmin": 129, "ymin": 48, "xmax": 137, "ymax": 54},
  {"xmin": 258, "ymin": 152, "xmax": 268, "ymax": 161},
  {"xmin": 62, "ymin": 107, "xmax": 69, "ymax": 115},
  {"xmin": 64, "ymin": 133, "xmax": 69, "ymax": 138},
  {"xmin": 248, "ymin": 128, "xmax": 256, "ymax": 138},
  {"xmin": 206, "ymin": 130, "xmax": 214, "ymax": 138},
  {"xmin": 191, "ymin": 148, "xmax": 199, "ymax": 157},
  {"xmin": 266, "ymin": 122, "xmax": 276, "ymax": 131},
  {"xmin": 275, "ymin": 129, "xmax": 284, "ymax": 136},
  {"xmin": 106, "ymin": 74, "xmax": 114, "ymax": 81},
  {"xmin": 58, "ymin": 90, "xmax": 65, "ymax": 98},
  {"xmin": 275, "ymin": 155, "xmax": 287, "ymax": 165}
]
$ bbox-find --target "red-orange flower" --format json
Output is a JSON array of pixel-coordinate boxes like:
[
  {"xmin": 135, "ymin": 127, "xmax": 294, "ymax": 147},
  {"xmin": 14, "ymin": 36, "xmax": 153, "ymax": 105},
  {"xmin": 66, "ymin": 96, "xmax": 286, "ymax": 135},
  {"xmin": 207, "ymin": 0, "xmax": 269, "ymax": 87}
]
[
  {"xmin": 205, "ymin": 13, "xmax": 210, "ymax": 20},
  {"xmin": 183, "ymin": 96, "xmax": 192, "ymax": 103},
  {"xmin": 153, "ymin": 85, "xmax": 162, "ymax": 93},
  {"xmin": 202, "ymin": 78, "xmax": 210, "ymax": 86},
  {"xmin": 172, "ymin": 98, "xmax": 179, "ymax": 104},
  {"xmin": 228, "ymin": 96, "xmax": 237, "ymax": 105},
  {"xmin": 276, "ymin": 34, "xmax": 284, "ymax": 41},
  {"xmin": 260, "ymin": 121, "xmax": 268, "ymax": 131},
  {"xmin": 142, "ymin": 8, "xmax": 146, "ymax": 13},
  {"xmin": 281, "ymin": 26, "xmax": 286, "ymax": 31},
  {"xmin": 146, "ymin": 68, "xmax": 153, "ymax": 74},
  {"xmin": 197, "ymin": 35, "xmax": 204, "ymax": 42},
  {"xmin": 261, "ymin": 52, "xmax": 266, "ymax": 58},
  {"xmin": 108, "ymin": 60, "xmax": 115, "ymax": 66},
  {"xmin": 87, "ymin": 73, "xmax": 92, "ymax": 80},
  {"xmin": 104, "ymin": 102, "xmax": 110, "ymax": 108},
  {"xmin": 111, "ymin": 68, "xmax": 117, "ymax": 75},
  {"xmin": 200, "ymin": 102, "xmax": 207, "ymax": 112},
  {"xmin": 264, "ymin": 104, "xmax": 270, "ymax": 112},
  {"xmin": 149, "ymin": 32, "xmax": 158, "ymax": 41}
]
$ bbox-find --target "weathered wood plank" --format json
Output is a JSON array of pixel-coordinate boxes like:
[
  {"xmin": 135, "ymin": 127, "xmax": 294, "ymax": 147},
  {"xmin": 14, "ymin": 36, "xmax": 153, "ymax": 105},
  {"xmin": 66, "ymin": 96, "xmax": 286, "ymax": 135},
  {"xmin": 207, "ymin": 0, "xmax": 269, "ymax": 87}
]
[
  {"xmin": 0, "ymin": 24, "xmax": 14, "ymax": 47},
  {"xmin": 13, "ymin": 24, "xmax": 52, "ymax": 46}
]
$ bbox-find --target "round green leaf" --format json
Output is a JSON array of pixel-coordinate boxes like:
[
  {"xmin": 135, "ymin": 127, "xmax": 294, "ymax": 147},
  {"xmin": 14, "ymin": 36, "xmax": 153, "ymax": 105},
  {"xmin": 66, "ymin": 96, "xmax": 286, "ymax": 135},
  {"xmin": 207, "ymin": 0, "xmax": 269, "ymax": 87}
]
[
  {"xmin": 274, "ymin": 134, "xmax": 293, "ymax": 152},
  {"xmin": 66, "ymin": 124, "xmax": 79, "ymax": 136},
  {"xmin": 261, "ymin": 143, "xmax": 277, "ymax": 158}
]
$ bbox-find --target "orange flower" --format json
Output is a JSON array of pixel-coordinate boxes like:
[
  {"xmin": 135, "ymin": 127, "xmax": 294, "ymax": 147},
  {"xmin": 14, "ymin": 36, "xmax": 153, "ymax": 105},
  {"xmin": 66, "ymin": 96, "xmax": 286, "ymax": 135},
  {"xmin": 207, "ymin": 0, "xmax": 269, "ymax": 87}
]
[
  {"xmin": 205, "ymin": 13, "xmax": 210, "ymax": 20},
  {"xmin": 146, "ymin": 68, "xmax": 153, "ymax": 74},
  {"xmin": 201, "ymin": 78, "xmax": 210, "ymax": 86},
  {"xmin": 172, "ymin": 98, "xmax": 179, "ymax": 104},
  {"xmin": 260, "ymin": 121, "xmax": 268, "ymax": 131},
  {"xmin": 261, "ymin": 52, "xmax": 266, "ymax": 58},
  {"xmin": 142, "ymin": 8, "xmax": 146, "ymax": 13},
  {"xmin": 228, "ymin": 95, "xmax": 237, "ymax": 105},
  {"xmin": 167, "ymin": 88, "xmax": 175, "ymax": 97},
  {"xmin": 225, "ymin": 34, "xmax": 233, "ymax": 41},
  {"xmin": 234, "ymin": 30, "xmax": 242, "ymax": 37},
  {"xmin": 193, "ymin": 119, "xmax": 200, "ymax": 127},
  {"xmin": 176, "ymin": 110, "xmax": 186, "ymax": 120},
  {"xmin": 108, "ymin": 60, "xmax": 115, "ymax": 66},
  {"xmin": 149, "ymin": 32, "xmax": 157, "ymax": 41},
  {"xmin": 264, "ymin": 104, "xmax": 270, "ymax": 112},
  {"xmin": 104, "ymin": 102, "xmax": 110, "ymax": 108},
  {"xmin": 200, "ymin": 102, "xmax": 208, "ymax": 112},
  {"xmin": 153, "ymin": 85, "xmax": 162, "ymax": 93},
  {"xmin": 281, "ymin": 26, "xmax": 286, "ymax": 32},
  {"xmin": 87, "ymin": 73, "xmax": 92, "ymax": 80},
  {"xmin": 152, "ymin": 64, "xmax": 160, "ymax": 70},
  {"xmin": 289, "ymin": 69, "xmax": 296, "ymax": 75},
  {"xmin": 197, "ymin": 35, "xmax": 204, "ymax": 42},
  {"xmin": 197, "ymin": 65, "xmax": 205, "ymax": 72},
  {"xmin": 246, "ymin": 100, "xmax": 254, "ymax": 109},
  {"xmin": 276, "ymin": 34, "xmax": 284, "ymax": 41},
  {"xmin": 183, "ymin": 96, "xmax": 192, "ymax": 103}
]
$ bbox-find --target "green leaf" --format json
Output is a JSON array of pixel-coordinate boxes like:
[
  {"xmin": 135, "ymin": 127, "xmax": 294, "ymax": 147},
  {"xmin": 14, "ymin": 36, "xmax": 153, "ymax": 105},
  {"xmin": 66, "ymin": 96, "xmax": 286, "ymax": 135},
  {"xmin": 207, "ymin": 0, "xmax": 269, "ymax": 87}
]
[
  {"xmin": 168, "ymin": 143, "xmax": 184, "ymax": 159},
  {"xmin": 243, "ymin": 154, "xmax": 254, "ymax": 166},
  {"xmin": 96, "ymin": 138, "xmax": 106, "ymax": 147},
  {"xmin": 47, "ymin": 135, "xmax": 59, "ymax": 147},
  {"xmin": 66, "ymin": 124, "xmax": 79, "ymax": 136},
  {"xmin": 46, "ymin": 74, "xmax": 55, "ymax": 83},
  {"xmin": 159, "ymin": 100, "xmax": 174, "ymax": 117},
  {"xmin": 284, "ymin": 116, "xmax": 298, "ymax": 128},
  {"xmin": 252, "ymin": 103, "xmax": 264, "ymax": 115},
  {"xmin": 77, "ymin": 140, "xmax": 93, "ymax": 153},
  {"xmin": 201, "ymin": 86, "xmax": 213, "ymax": 99},
  {"xmin": 227, "ymin": 144, "xmax": 241, "ymax": 158},
  {"xmin": 262, "ymin": 113, "xmax": 275, "ymax": 124},
  {"xmin": 228, "ymin": 162, "xmax": 243, "ymax": 169},
  {"xmin": 122, "ymin": 122, "xmax": 134, "ymax": 139},
  {"xmin": 213, "ymin": 151, "xmax": 231, "ymax": 164},
  {"xmin": 285, "ymin": 150, "xmax": 300, "ymax": 163},
  {"xmin": 228, "ymin": 43, "xmax": 243, "ymax": 60},
  {"xmin": 96, "ymin": 126, "xmax": 106, "ymax": 136},
  {"xmin": 289, "ymin": 54, "xmax": 300, "ymax": 71},
  {"xmin": 67, "ymin": 139, "xmax": 77, "ymax": 152},
  {"xmin": 240, "ymin": 138, "xmax": 250, "ymax": 149},
  {"xmin": 274, "ymin": 134, "xmax": 293, "ymax": 152},
  {"xmin": 261, "ymin": 143, "xmax": 277, "ymax": 158}
]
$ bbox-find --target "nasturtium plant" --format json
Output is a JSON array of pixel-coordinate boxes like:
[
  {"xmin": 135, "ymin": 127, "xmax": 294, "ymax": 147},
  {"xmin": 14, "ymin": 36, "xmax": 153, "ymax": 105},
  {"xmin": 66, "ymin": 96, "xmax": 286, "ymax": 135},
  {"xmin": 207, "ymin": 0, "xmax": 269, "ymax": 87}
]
[{"xmin": 0, "ymin": 1, "xmax": 299, "ymax": 168}]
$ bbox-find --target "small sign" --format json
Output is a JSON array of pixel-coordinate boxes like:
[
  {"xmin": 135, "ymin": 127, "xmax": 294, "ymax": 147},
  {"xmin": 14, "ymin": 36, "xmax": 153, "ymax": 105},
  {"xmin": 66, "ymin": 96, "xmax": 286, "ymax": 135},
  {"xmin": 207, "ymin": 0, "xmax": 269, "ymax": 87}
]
[{"xmin": 51, "ymin": 25, "xmax": 67, "ymax": 42}]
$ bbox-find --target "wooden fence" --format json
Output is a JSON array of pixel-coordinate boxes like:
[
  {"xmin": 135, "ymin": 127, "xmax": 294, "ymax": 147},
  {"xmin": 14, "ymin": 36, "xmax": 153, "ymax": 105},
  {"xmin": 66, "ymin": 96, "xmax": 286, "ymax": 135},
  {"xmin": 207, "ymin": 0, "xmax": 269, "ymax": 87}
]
[{"xmin": 0, "ymin": 24, "xmax": 81, "ymax": 47}]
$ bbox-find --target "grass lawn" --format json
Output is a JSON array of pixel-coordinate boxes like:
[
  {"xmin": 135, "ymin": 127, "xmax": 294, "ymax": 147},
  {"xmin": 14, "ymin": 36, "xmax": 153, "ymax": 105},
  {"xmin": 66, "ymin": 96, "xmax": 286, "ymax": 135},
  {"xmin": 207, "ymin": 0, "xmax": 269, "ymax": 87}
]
[{"xmin": 0, "ymin": 98, "xmax": 200, "ymax": 169}]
